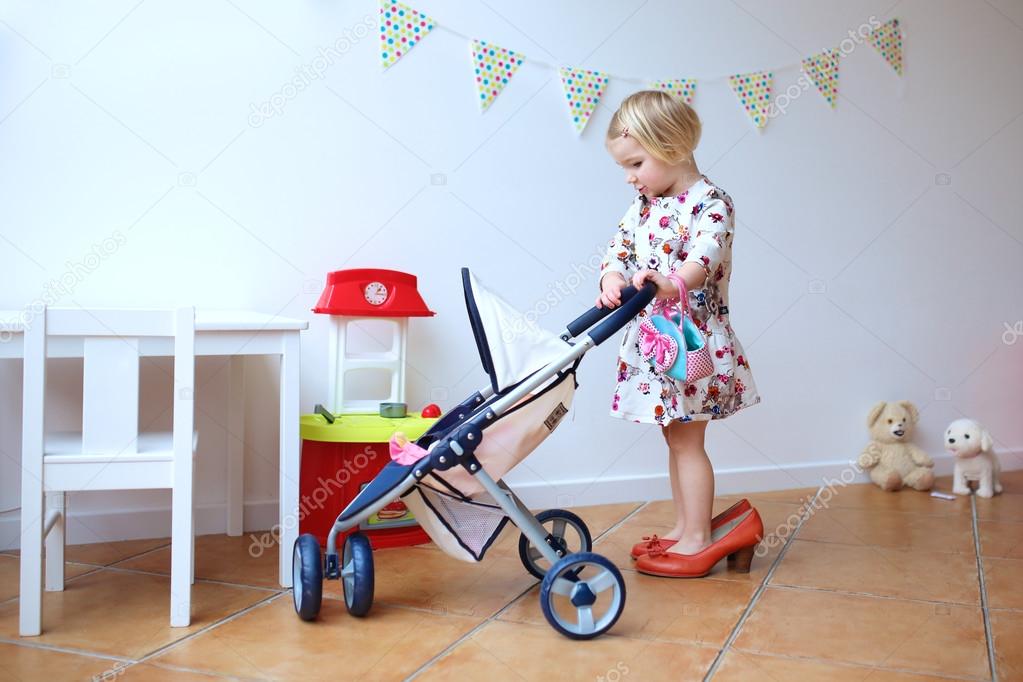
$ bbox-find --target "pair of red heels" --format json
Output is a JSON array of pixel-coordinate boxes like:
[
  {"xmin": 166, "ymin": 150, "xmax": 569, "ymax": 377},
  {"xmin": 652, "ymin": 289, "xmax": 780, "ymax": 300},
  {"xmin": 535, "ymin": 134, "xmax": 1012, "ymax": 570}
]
[{"xmin": 629, "ymin": 499, "xmax": 764, "ymax": 578}]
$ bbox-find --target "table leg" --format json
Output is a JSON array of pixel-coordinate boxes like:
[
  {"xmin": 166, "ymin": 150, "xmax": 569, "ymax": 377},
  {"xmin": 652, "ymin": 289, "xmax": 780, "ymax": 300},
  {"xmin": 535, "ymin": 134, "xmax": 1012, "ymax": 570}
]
[
  {"xmin": 279, "ymin": 332, "xmax": 301, "ymax": 588},
  {"xmin": 227, "ymin": 357, "xmax": 245, "ymax": 537}
]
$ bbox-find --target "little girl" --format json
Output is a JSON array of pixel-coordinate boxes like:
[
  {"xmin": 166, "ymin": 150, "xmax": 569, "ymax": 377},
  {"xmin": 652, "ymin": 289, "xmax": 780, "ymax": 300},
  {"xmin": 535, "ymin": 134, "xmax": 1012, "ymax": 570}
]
[{"xmin": 596, "ymin": 90, "xmax": 762, "ymax": 577}]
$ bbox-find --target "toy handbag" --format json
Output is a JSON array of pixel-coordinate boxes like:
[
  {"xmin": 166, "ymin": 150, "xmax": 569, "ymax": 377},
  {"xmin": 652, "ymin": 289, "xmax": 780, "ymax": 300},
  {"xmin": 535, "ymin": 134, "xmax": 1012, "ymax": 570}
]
[{"xmin": 637, "ymin": 275, "xmax": 715, "ymax": 383}]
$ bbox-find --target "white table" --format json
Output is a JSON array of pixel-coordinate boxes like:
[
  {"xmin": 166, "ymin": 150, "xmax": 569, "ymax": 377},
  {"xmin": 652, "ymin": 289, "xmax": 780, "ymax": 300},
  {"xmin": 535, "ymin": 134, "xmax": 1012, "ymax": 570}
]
[{"xmin": 0, "ymin": 309, "xmax": 307, "ymax": 588}]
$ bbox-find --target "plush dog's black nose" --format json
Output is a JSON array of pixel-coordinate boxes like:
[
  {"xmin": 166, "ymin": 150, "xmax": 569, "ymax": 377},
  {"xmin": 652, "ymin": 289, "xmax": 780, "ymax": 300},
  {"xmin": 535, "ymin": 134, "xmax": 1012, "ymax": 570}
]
[{"xmin": 948, "ymin": 437, "xmax": 956, "ymax": 444}]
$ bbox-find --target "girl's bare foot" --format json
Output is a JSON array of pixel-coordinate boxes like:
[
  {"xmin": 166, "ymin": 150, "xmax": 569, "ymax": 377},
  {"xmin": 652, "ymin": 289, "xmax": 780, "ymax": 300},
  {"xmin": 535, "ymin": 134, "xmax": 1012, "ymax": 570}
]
[{"xmin": 670, "ymin": 537, "xmax": 712, "ymax": 555}]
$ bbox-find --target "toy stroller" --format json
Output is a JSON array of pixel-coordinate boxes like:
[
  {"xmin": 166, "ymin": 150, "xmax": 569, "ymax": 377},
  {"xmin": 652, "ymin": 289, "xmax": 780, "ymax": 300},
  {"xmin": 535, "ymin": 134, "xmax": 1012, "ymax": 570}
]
[{"xmin": 292, "ymin": 268, "xmax": 656, "ymax": 639}]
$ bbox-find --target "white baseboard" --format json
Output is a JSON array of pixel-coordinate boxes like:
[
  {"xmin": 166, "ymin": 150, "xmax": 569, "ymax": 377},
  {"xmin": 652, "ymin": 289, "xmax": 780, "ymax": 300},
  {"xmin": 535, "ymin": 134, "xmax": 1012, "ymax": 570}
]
[
  {"xmin": 3, "ymin": 452, "xmax": 1020, "ymax": 550},
  {"xmin": 506, "ymin": 452, "xmax": 980, "ymax": 509}
]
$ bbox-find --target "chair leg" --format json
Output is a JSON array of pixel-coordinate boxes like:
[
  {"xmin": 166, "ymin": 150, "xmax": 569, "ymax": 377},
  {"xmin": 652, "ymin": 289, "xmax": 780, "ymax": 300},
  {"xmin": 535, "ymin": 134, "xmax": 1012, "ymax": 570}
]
[
  {"xmin": 19, "ymin": 484, "xmax": 44, "ymax": 636},
  {"xmin": 226, "ymin": 357, "xmax": 245, "ymax": 537},
  {"xmin": 170, "ymin": 474, "xmax": 193, "ymax": 627},
  {"xmin": 44, "ymin": 492, "xmax": 65, "ymax": 592}
]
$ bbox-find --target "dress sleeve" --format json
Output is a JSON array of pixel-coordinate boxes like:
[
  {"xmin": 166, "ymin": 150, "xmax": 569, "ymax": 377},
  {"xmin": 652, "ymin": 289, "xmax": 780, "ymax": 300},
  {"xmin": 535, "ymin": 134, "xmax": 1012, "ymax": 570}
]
[
  {"xmin": 677, "ymin": 191, "xmax": 733, "ymax": 281},
  {"xmin": 598, "ymin": 203, "xmax": 637, "ymax": 290}
]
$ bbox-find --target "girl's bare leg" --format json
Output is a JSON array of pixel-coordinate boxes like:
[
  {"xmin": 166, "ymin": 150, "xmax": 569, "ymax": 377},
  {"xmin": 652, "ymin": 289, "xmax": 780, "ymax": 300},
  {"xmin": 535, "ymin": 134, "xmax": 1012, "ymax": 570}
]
[
  {"xmin": 660, "ymin": 425, "xmax": 686, "ymax": 541},
  {"xmin": 666, "ymin": 419, "xmax": 714, "ymax": 555}
]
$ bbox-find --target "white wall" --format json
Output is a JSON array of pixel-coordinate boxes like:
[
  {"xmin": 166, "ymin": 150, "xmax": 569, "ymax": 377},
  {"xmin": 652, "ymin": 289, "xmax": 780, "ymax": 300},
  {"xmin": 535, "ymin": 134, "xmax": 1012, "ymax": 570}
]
[{"xmin": 2, "ymin": 0, "xmax": 1022, "ymax": 546}]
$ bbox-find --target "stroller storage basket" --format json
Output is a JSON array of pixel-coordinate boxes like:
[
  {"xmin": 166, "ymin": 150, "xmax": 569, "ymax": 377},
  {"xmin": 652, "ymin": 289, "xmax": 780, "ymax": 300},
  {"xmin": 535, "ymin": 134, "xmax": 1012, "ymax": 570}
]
[{"xmin": 403, "ymin": 485, "xmax": 508, "ymax": 562}]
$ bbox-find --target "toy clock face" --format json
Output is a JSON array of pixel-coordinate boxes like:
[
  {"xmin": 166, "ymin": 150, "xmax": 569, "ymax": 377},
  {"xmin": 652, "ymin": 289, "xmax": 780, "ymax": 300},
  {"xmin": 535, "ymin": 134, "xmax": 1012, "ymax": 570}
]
[{"xmin": 364, "ymin": 281, "xmax": 388, "ymax": 306}]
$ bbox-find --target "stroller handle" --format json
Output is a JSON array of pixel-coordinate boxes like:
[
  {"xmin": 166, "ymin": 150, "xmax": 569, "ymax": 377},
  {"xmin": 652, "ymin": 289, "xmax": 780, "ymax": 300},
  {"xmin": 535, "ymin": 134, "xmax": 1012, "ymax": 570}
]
[{"xmin": 565, "ymin": 281, "xmax": 657, "ymax": 346}]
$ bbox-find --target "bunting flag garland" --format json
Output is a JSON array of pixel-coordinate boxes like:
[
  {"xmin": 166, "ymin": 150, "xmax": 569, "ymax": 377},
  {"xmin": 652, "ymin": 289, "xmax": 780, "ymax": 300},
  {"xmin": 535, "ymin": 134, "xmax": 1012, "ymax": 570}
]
[
  {"xmin": 870, "ymin": 18, "xmax": 903, "ymax": 76},
  {"xmin": 729, "ymin": 71, "xmax": 773, "ymax": 129},
  {"xmin": 377, "ymin": 2, "xmax": 905, "ymax": 136},
  {"xmin": 470, "ymin": 39, "xmax": 525, "ymax": 111},
  {"xmin": 379, "ymin": 1, "xmax": 436, "ymax": 69},
  {"xmin": 802, "ymin": 49, "xmax": 840, "ymax": 108},
  {"xmin": 559, "ymin": 67, "xmax": 609, "ymax": 134},
  {"xmin": 650, "ymin": 78, "xmax": 697, "ymax": 105}
]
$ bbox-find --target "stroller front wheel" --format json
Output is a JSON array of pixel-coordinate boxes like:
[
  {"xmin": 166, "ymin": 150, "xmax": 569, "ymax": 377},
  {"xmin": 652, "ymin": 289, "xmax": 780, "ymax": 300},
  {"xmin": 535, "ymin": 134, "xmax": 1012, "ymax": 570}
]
[
  {"xmin": 539, "ymin": 552, "xmax": 626, "ymax": 640},
  {"xmin": 342, "ymin": 532, "xmax": 375, "ymax": 617},
  {"xmin": 518, "ymin": 509, "xmax": 592, "ymax": 580},
  {"xmin": 292, "ymin": 534, "xmax": 323, "ymax": 621}
]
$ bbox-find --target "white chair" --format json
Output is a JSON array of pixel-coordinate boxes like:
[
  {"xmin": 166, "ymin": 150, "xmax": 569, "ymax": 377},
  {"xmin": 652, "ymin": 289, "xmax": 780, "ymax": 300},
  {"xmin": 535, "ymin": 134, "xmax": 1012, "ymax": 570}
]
[{"xmin": 20, "ymin": 307, "xmax": 198, "ymax": 635}]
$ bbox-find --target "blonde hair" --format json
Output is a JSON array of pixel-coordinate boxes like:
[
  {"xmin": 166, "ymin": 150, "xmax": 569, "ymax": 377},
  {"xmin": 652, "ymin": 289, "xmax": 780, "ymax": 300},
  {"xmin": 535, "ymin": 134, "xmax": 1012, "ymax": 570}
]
[{"xmin": 606, "ymin": 90, "xmax": 702, "ymax": 164}]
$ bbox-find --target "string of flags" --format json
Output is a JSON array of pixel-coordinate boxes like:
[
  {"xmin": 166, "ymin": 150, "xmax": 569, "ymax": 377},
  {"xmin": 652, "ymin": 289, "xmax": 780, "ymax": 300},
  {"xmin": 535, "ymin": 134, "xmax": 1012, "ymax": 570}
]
[{"xmin": 379, "ymin": 2, "xmax": 905, "ymax": 134}]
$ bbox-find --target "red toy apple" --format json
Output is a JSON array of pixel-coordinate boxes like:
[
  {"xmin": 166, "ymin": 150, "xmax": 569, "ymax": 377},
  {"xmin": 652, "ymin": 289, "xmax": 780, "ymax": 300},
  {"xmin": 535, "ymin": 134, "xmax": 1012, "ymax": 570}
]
[{"xmin": 421, "ymin": 403, "xmax": 441, "ymax": 418}]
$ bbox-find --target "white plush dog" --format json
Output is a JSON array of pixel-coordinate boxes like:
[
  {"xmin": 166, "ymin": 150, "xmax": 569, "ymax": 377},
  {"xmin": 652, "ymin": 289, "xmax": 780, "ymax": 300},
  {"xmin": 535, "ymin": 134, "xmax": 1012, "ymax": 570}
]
[{"xmin": 945, "ymin": 418, "xmax": 1002, "ymax": 498}]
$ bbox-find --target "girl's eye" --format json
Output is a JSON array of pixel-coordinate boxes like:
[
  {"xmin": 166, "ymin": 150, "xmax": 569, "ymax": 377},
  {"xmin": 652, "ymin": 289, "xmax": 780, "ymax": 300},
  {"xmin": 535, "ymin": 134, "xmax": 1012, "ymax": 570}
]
[{"xmin": 632, "ymin": 162, "xmax": 641, "ymax": 168}]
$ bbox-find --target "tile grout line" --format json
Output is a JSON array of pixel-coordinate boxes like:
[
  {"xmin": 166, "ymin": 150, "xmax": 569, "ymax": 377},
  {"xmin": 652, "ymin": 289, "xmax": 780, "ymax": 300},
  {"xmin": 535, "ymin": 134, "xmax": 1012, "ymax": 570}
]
[
  {"xmin": 72, "ymin": 562, "xmax": 287, "ymax": 593},
  {"xmin": 970, "ymin": 494, "xmax": 998, "ymax": 682},
  {"xmin": 402, "ymin": 501, "xmax": 653, "ymax": 681},
  {"xmin": 725, "ymin": 647, "xmax": 992, "ymax": 682},
  {"xmin": 702, "ymin": 486, "xmax": 826, "ymax": 680},
  {"xmin": 0, "ymin": 572, "xmax": 110, "ymax": 609},
  {"xmin": 125, "ymin": 659, "xmax": 265, "ymax": 681},
  {"xmin": 791, "ymin": 536, "xmax": 977, "ymax": 551},
  {"xmin": 119, "ymin": 591, "xmax": 288, "ymax": 676},
  {"xmin": 0, "ymin": 589, "xmax": 285, "ymax": 679},
  {"xmin": 90, "ymin": 540, "xmax": 174, "ymax": 568},
  {"xmin": 0, "ymin": 544, "xmax": 173, "ymax": 608},
  {"xmin": 0, "ymin": 636, "xmax": 133, "ymax": 664},
  {"xmin": 401, "ymin": 577, "xmax": 541, "ymax": 681},
  {"xmin": 591, "ymin": 501, "xmax": 650, "ymax": 543},
  {"xmin": 0, "ymin": 540, "xmax": 282, "ymax": 674},
  {"xmin": 65, "ymin": 540, "xmax": 174, "ymax": 570},
  {"xmin": 762, "ymin": 582, "xmax": 984, "ymax": 609},
  {"xmin": 0, "ymin": 564, "xmax": 280, "ymax": 613}
]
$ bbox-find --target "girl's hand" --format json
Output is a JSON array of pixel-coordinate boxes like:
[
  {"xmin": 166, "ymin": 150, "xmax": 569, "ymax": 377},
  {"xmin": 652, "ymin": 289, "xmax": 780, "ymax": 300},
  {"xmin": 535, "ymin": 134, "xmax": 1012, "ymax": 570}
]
[
  {"xmin": 632, "ymin": 269, "xmax": 680, "ymax": 301},
  {"xmin": 596, "ymin": 272, "xmax": 626, "ymax": 309}
]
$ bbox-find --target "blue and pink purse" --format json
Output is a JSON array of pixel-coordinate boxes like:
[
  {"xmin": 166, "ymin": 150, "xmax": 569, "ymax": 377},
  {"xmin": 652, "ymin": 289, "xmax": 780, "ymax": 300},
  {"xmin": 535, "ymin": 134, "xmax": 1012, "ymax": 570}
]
[{"xmin": 637, "ymin": 273, "xmax": 714, "ymax": 384}]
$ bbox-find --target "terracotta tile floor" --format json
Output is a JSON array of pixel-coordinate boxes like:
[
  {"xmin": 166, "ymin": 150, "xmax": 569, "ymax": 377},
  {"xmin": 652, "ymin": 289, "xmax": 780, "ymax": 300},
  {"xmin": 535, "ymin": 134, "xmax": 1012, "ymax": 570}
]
[{"xmin": 3, "ymin": 474, "xmax": 1021, "ymax": 681}]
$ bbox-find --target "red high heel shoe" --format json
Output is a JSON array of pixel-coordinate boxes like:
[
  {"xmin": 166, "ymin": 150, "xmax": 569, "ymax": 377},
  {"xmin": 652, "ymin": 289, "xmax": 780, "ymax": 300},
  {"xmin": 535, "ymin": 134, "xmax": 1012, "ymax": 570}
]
[
  {"xmin": 630, "ymin": 498, "xmax": 752, "ymax": 560},
  {"xmin": 635, "ymin": 507, "xmax": 764, "ymax": 578}
]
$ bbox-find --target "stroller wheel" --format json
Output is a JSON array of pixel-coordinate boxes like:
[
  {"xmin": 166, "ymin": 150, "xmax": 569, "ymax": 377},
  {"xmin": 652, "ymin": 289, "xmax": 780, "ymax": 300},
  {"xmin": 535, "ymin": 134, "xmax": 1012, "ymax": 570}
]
[
  {"xmin": 341, "ymin": 532, "xmax": 374, "ymax": 617},
  {"xmin": 539, "ymin": 552, "xmax": 626, "ymax": 640},
  {"xmin": 518, "ymin": 509, "xmax": 592, "ymax": 580},
  {"xmin": 292, "ymin": 534, "xmax": 323, "ymax": 621}
]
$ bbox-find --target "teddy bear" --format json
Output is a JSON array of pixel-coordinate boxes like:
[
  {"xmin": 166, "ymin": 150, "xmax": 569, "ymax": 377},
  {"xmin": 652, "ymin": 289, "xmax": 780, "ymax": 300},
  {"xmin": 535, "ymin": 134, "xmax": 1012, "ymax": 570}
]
[
  {"xmin": 856, "ymin": 400, "xmax": 934, "ymax": 491},
  {"xmin": 946, "ymin": 418, "xmax": 1003, "ymax": 498}
]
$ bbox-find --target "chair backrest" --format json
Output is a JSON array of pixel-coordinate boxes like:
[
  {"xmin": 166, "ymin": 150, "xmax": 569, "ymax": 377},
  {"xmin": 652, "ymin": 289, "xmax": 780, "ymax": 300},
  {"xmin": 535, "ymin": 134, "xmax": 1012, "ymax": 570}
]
[{"xmin": 22, "ymin": 307, "xmax": 195, "ymax": 457}]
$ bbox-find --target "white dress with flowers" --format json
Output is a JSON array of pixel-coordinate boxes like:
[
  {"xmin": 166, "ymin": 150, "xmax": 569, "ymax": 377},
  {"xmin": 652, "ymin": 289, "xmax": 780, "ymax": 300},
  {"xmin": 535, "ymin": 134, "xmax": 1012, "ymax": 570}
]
[{"xmin": 598, "ymin": 176, "xmax": 761, "ymax": 425}]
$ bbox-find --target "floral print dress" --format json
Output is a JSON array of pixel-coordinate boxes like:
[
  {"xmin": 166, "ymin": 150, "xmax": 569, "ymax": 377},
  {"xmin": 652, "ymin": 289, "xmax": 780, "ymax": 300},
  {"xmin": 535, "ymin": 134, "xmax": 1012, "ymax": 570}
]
[{"xmin": 598, "ymin": 176, "xmax": 761, "ymax": 425}]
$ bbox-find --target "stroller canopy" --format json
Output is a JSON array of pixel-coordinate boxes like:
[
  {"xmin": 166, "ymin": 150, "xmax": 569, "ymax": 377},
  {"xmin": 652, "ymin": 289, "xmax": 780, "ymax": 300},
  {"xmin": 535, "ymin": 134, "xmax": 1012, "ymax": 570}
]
[{"xmin": 462, "ymin": 268, "xmax": 570, "ymax": 394}]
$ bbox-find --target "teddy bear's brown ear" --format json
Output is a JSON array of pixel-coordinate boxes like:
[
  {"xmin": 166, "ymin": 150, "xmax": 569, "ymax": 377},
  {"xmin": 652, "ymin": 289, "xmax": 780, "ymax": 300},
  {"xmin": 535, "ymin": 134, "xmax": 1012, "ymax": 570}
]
[
  {"xmin": 897, "ymin": 401, "xmax": 919, "ymax": 424},
  {"xmin": 867, "ymin": 402, "xmax": 887, "ymax": 427}
]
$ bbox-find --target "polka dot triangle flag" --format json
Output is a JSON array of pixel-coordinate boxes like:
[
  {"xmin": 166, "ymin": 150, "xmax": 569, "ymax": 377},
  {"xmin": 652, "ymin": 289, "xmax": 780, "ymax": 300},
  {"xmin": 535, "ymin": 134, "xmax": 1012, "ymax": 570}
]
[
  {"xmin": 470, "ymin": 39, "xmax": 525, "ymax": 112},
  {"xmin": 559, "ymin": 67, "xmax": 609, "ymax": 134},
  {"xmin": 870, "ymin": 18, "xmax": 904, "ymax": 76},
  {"xmin": 650, "ymin": 79, "xmax": 697, "ymax": 105},
  {"xmin": 728, "ymin": 70, "xmax": 773, "ymax": 129},
  {"xmin": 802, "ymin": 49, "xmax": 840, "ymax": 108},
  {"xmin": 379, "ymin": 1, "xmax": 436, "ymax": 69}
]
